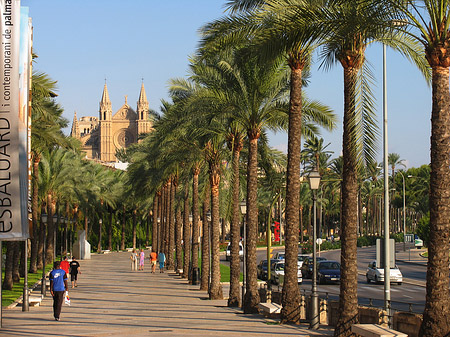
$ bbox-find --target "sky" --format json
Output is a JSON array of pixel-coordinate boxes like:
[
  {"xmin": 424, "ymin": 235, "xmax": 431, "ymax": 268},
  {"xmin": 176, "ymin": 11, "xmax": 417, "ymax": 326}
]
[{"xmin": 22, "ymin": 0, "xmax": 431, "ymax": 169}]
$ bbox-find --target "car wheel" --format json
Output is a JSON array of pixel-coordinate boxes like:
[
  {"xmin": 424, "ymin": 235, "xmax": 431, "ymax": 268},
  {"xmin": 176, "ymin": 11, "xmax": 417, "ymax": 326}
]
[{"xmin": 366, "ymin": 275, "xmax": 371, "ymax": 284}]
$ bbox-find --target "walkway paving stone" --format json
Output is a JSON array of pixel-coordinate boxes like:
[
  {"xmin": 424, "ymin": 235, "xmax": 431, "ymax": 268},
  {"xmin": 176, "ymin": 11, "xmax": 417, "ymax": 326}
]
[{"xmin": 1, "ymin": 251, "xmax": 333, "ymax": 336}]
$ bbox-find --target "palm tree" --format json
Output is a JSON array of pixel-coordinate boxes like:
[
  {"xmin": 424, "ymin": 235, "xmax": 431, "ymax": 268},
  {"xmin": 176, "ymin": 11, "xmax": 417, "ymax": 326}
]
[
  {"xmin": 201, "ymin": 0, "xmax": 335, "ymax": 319},
  {"xmin": 30, "ymin": 71, "xmax": 68, "ymax": 273},
  {"xmin": 383, "ymin": 1, "xmax": 450, "ymax": 334}
]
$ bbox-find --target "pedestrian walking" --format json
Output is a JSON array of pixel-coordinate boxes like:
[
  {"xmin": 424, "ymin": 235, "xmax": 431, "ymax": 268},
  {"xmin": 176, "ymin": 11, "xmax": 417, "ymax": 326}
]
[
  {"xmin": 130, "ymin": 249, "xmax": 138, "ymax": 271},
  {"xmin": 69, "ymin": 257, "xmax": 81, "ymax": 288},
  {"xmin": 60, "ymin": 256, "xmax": 70, "ymax": 275},
  {"xmin": 158, "ymin": 251, "xmax": 166, "ymax": 273},
  {"xmin": 49, "ymin": 261, "xmax": 68, "ymax": 321},
  {"xmin": 150, "ymin": 251, "xmax": 157, "ymax": 273},
  {"xmin": 139, "ymin": 249, "xmax": 145, "ymax": 271}
]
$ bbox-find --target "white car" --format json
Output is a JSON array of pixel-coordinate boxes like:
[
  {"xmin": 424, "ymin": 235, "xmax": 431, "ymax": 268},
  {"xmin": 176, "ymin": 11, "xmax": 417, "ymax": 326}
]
[
  {"xmin": 270, "ymin": 261, "xmax": 302, "ymax": 285},
  {"xmin": 297, "ymin": 254, "xmax": 310, "ymax": 268},
  {"xmin": 366, "ymin": 260, "xmax": 403, "ymax": 285},
  {"xmin": 225, "ymin": 242, "xmax": 243, "ymax": 261}
]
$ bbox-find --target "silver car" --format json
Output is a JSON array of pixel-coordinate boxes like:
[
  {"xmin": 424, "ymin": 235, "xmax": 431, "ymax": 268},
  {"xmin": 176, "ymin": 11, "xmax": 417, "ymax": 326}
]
[
  {"xmin": 366, "ymin": 260, "xmax": 403, "ymax": 285},
  {"xmin": 270, "ymin": 261, "xmax": 302, "ymax": 285}
]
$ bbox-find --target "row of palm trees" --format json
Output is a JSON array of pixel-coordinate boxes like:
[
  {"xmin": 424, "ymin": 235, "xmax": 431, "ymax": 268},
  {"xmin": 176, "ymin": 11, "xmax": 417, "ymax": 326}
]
[
  {"xmin": 130, "ymin": 1, "xmax": 446, "ymax": 336},
  {"xmin": 196, "ymin": 1, "xmax": 447, "ymax": 336}
]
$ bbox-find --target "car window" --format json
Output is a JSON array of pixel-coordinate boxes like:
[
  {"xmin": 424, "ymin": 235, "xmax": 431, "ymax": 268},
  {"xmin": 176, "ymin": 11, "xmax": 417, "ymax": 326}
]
[{"xmin": 275, "ymin": 264, "xmax": 284, "ymax": 271}]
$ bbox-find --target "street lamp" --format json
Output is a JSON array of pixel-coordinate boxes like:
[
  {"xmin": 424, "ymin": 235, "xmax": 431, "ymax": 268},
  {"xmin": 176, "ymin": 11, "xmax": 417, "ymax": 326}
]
[
  {"xmin": 308, "ymin": 168, "xmax": 321, "ymax": 330},
  {"xmin": 398, "ymin": 172, "xmax": 407, "ymax": 251},
  {"xmin": 239, "ymin": 199, "xmax": 247, "ymax": 307},
  {"xmin": 41, "ymin": 212, "xmax": 48, "ymax": 297},
  {"xmin": 98, "ymin": 218, "xmax": 103, "ymax": 253}
]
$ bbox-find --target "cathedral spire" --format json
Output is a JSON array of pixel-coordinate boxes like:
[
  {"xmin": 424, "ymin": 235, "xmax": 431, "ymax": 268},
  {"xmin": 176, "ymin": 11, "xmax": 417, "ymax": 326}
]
[
  {"xmin": 99, "ymin": 83, "xmax": 112, "ymax": 120},
  {"xmin": 70, "ymin": 111, "xmax": 80, "ymax": 139},
  {"xmin": 137, "ymin": 82, "xmax": 149, "ymax": 120}
]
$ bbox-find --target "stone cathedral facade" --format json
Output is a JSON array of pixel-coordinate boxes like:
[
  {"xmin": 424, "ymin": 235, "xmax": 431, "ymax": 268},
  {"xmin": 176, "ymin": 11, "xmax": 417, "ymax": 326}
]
[{"xmin": 70, "ymin": 82, "xmax": 152, "ymax": 163}]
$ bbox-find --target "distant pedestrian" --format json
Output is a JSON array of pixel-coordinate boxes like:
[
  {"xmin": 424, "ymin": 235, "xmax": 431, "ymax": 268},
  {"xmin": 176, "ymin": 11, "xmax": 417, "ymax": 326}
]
[
  {"xmin": 69, "ymin": 257, "xmax": 81, "ymax": 288},
  {"xmin": 49, "ymin": 261, "xmax": 68, "ymax": 321},
  {"xmin": 139, "ymin": 249, "xmax": 145, "ymax": 271},
  {"xmin": 158, "ymin": 252, "xmax": 166, "ymax": 273},
  {"xmin": 150, "ymin": 251, "xmax": 157, "ymax": 273},
  {"xmin": 60, "ymin": 256, "xmax": 70, "ymax": 275},
  {"xmin": 130, "ymin": 249, "xmax": 138, "ymax": 271}
]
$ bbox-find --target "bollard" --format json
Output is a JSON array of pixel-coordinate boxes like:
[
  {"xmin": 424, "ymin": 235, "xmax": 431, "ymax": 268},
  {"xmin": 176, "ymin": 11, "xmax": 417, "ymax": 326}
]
[{"xmin": 192, "ymin": 267, "xmax": 200, "ymax": 285}]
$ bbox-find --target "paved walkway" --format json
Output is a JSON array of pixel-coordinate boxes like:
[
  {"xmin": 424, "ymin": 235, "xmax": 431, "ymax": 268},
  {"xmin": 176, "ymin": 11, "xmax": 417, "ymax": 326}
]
[{"xmin": 1, "ymin": 251, "xmax": 333, "ymax": 337}]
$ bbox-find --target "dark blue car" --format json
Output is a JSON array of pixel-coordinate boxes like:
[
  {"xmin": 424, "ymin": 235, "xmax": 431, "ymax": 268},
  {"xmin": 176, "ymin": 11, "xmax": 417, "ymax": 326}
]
[{"xmin": 317, "ymin": 260, "xmax": 341, "ymax": 284}]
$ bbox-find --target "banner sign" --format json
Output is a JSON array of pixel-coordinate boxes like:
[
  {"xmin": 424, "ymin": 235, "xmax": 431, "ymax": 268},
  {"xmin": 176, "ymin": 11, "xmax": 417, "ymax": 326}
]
[
  {"xmin": 0, "ymin": 0, "xmax": 29, "ymax": 240},
  {"xmin": 274, "ymin": 221, "xmax": 280, "ymax": 242}
]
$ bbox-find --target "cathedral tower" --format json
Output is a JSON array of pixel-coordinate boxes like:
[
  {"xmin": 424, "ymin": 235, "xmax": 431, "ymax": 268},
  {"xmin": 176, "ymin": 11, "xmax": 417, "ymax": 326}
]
[
  {"xmin": 99, "ymin": 83, "xmax": 114, "ymax": 162},
  {"xmin": 70, "ymin": 111, "xmax": 80, "ymax": 139},
  {"xmin": 136, "ymin": 82, "xmax": 151, "ymax": 141}
]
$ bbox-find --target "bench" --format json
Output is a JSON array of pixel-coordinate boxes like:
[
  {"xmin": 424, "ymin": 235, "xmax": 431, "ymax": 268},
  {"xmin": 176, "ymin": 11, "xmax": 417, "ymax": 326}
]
[
  {"xmin": 258, "ymin": 302, "xmax": 282, "ymax": 317},
  {"xmin": 352, "ymin": 324, "xmax": 407, "ymax": 337},
  {"xmin": 101, "ymin": 250, "xmax": 111, "ymax": 254},
  {"xmin": 28, "ymin": 296, "xmax": 43, "ymax": 307}
]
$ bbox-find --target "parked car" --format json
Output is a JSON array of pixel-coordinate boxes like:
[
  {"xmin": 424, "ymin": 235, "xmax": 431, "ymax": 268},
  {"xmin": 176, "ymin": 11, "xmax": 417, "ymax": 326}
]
[
  {"xmin": 366, "ymin": 260, "xmax": 403, "ymax": 285},
  {"xmin": 270, "ymin": 261, "xmax": 302, "ymax": 285},
  {"xmin": 317, "ymin": 260, "xmax": 341, "ymax": 284},
  {"xmin": 274, "ymin": 251, "xmax": 285, "ymax": 260},
  {"xmin": 225, "ymin": 242, "xmax": 243, "ymax": 261},
  {"xmin": 297, "ymin": 254, "xmax": 310, "ymax": 268},
  {"xmin": 257, "ymin": 259, "xmax": 278, "ymax": 280},
  {"xmin": 300, "ymin": 256, "xmax": 327, "ymax": 279}
]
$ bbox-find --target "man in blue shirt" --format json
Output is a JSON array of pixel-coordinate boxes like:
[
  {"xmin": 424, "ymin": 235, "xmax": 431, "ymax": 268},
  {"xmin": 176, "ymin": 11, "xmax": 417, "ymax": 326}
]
[{"xmin": 49, "ymin": 261, "xmax": 68, "ymax": 321}]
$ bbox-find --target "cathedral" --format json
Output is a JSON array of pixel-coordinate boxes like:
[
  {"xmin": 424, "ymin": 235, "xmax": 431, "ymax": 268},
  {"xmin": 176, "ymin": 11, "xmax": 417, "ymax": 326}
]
[{"xmin": 70, "ymin": 82, "xmax": 152, "ymax": 163}]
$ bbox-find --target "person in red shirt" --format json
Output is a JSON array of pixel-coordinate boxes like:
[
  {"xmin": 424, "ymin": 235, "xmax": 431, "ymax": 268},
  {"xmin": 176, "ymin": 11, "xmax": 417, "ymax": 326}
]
[{"xmin": 60, "ymin": 256, "xmax": 70, "ymax": 276}]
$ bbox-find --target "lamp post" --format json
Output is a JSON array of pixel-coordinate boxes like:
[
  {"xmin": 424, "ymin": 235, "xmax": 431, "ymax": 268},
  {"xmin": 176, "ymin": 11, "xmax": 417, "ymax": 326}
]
[
  {"xmin": 308, "ymin": 168, "xmax": 321, "ymax": 330},
  {"xmin": 239, "ymin": 199, "xmax": 247, "ymax": 307},
  {"xmin": 398, "ymin": 172, "xmax": 407, "ymax": 251},
  {"xmin": 382, "ymin": 42, "xmax": 391, "ymax": 313},
  {"xmin": 207, "ymin": 211, "xmax": 212, "ymax": 292},
  {"xmin": 98, "ymin": 218, "xmax": 103, "ymax": 253},
  {"xmin": 41, "ymin": 212, "xmax": 48, "ymax": 297}
]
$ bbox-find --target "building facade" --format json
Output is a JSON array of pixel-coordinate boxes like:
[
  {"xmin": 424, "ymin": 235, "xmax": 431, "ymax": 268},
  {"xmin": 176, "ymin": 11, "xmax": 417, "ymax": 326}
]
[{"xmin": 70, "ymin": 82, "xmax": 152, "ymax": 162}]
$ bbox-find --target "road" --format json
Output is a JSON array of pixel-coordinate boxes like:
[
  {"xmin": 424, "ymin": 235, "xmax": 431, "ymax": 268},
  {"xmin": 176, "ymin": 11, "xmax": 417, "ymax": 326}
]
[{"xmin": 221, "ymin": 242, "xmax": 426, "ymax": 313}]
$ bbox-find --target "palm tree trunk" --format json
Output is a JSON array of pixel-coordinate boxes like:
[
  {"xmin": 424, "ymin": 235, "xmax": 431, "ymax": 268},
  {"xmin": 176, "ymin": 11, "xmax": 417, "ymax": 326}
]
[
  {"xmin": 228, "ymin": 137, "xmax": 243, "ymax": 307},
  {"xmin": 182, "ymin": 183, "xmax": 191, "ymax": 279},
  {"xmin": 2, "ymin": 241, "xmax": 14, "ymax": 290},
  {"xmin": 192, "ymin": 167, "xmax": 200, "ymax": 274},
  {"xmin": 29, "ymin": 154, "xmax": 40, "ymax": 273},
  {"xmin": 12, "ymin": 241, "xmax": 21, "ymax": 282},
  {"xmin": 45, "ymin": 194, "xmax": 55, "ymax": 265},
  {"xmin": 209, "ymin": 162, "xmax": 223, "ymax": 300},
  {"xmin": 175, "ymin": 206, "xmax": 183, "ymax": 272},
  {"xmin": 157, "ymin": 191, "xmax": 162, "ymax": 253},
  {"xmin": 420, "ymin": 65, "xmax": 450, "ymax": 336},
  {"xmin": 132, "ymin": 209, "xmax": 137, "ymax": 249},
  {"xmin": 282, "ymin": 64, "xmax": 303, "ymax": 323},
  {"xmin": 243, "ymin": 134, "xmax": 260, "ymax": 313},
  {"xmin": 200, "ymin": 184, "xmax": 211, "ymax": 291},
  {"xmin": 108, "ymin": 210, "xmax": 113, "ymax": 251},
  {"xmin": 168, "ymin": 178, "xmax": 176, "ymax": 270},
  {"xmin": 152, "ymin": 194, "xmax": 158, "ymax": 252},
  {"xmin": 121, "ymin": 208, "xmax": 126, "ymax": 250},
  {"xmin": 334, "ymin": 65, "xmax": 359, "ymax": 337}
]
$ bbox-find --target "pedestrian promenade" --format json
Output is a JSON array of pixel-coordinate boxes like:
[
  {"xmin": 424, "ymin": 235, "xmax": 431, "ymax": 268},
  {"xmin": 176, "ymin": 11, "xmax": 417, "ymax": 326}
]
[{"xmin": 1, "ymin": 251, "xmax": 333, "ymax": 336}]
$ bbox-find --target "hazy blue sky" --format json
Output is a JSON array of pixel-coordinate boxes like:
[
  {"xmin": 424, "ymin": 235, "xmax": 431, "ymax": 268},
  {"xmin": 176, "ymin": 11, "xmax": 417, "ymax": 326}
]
[{"xmin": 23, "ymin": 0, "xmax": 431, "ymax": 168}]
